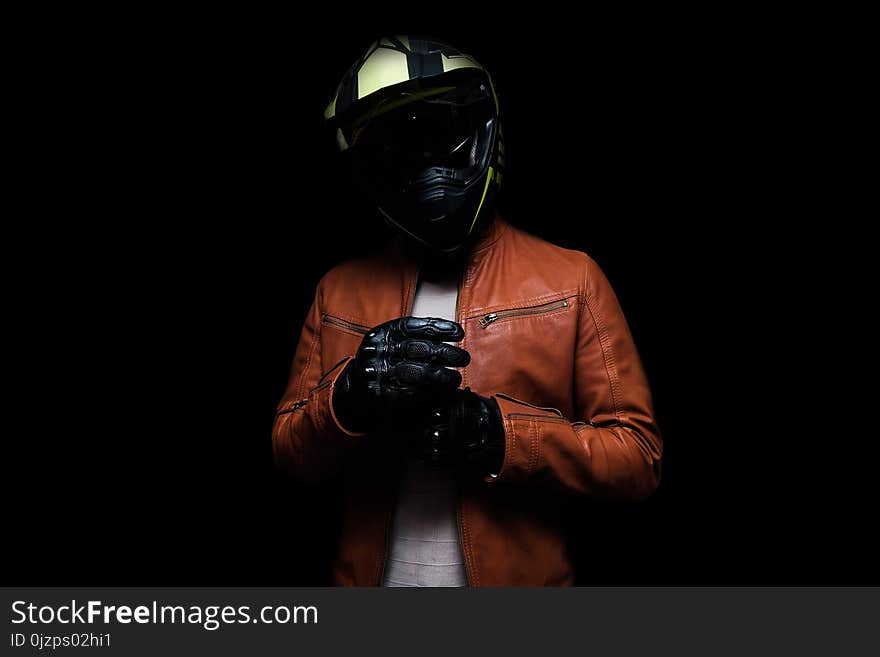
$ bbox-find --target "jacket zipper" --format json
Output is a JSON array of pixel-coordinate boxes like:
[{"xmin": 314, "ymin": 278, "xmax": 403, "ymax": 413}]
[
  {"xmin": 456, "ymin": 493, "xmax": 472, "ymax": 586},
  {"xmin": 377, "ymin": 470, "xmax": 398, "ymax": 586},
  {"xmin": 453, "ymin": 265, "xmax": 475, "ymax": 587},
  {"xmin": 477, "ymin": 297, "xmax": 571, "ymax": 328},
  {"xmin": 507, "ymin": 413, "xmax": 569, "ymax": 423},
  {"xmin": 494, "ymin": 392, "xmax": 565, "ymax": 417},
  {"xmin": 322, "ymin": 314, "xmax": 370, "ymax": 335},
  {"xmin": 497, "ymin": 395, "xmax": 595, "ymax": 427},
  {"xmin": 275, "ymin": 398, "xmax": 308, "ymax": 416}
]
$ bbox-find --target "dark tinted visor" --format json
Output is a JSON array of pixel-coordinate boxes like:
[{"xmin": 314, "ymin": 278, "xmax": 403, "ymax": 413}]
[{"xmin": 337, "ymin": 76, "xmax": 495, "ymax": 187}]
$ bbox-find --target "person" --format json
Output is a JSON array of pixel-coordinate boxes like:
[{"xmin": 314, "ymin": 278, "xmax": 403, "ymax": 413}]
[{"xmin": 273, "ymin": 35, "xmax": 662, "ymax": 586}]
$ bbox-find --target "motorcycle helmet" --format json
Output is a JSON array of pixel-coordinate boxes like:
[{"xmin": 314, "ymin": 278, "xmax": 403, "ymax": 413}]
[{"xmin": 325, "ymin": 35, "xmax": 504, "ymax": 253}]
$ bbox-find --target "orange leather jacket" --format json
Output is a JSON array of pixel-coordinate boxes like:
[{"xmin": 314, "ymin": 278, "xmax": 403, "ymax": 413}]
[{"xmin": 273, "ymin": 215, "xmax": 662, "ymax": 586}]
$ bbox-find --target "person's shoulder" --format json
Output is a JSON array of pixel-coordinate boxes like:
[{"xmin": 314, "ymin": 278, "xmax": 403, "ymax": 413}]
[
  {"xmin": 316, "ymin": 241, "xmax": 403, "ymax": 295},
  {"xmin": 501, "ymin": 221, "xmax": 597, "ymax": 279}
]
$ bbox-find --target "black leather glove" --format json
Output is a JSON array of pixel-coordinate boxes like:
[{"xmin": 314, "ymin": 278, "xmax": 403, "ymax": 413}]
[
  {"xmin": 332, "ymin": 316, "xmax": 470, "ymax": 433},
  {"xmin": 411, "ymin": 387, "xmax": 505, "ymax": 475}
]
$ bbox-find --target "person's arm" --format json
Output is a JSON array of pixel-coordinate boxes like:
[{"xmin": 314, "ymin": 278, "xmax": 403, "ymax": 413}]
[
  {"xmin": 487, "ymin": 255, "xmax": 662, "ymax": 500},
  {"xmin": 272, "ymin": 280, "xmax": 363, "ymax": 484},
  {"xmin": 273, "ymin": 279, "xmax": 470, "ymax": 483}
]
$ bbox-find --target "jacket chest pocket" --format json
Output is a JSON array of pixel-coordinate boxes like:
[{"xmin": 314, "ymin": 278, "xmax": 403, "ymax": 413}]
[
  {"xmin": 320, "ymin": 313, "xmax": 369, "ymax": 375},
  {"xmin": 322, "ymin": 313, "xmax": 370, "ymax": 337},
  {"xmin": 470, "ymin": 295, "xmax": 576, "ymax": 329},
  {"xmin": 463, "ymin": 295, "xmax": 579, "ymax": 410}
]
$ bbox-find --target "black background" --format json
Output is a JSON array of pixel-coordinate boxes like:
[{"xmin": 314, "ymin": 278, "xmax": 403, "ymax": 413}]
[{"xmin": 7, "ymin": 12, "xmax": 874, "ymax": 585}]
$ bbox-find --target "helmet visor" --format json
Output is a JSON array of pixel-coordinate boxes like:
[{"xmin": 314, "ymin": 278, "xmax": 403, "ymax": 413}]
[{"xmin": 340, "ymin": 76, "xmax": 496, "ymax": 194}]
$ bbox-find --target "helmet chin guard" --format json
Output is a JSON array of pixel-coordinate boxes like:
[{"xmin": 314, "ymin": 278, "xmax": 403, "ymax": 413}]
[{"xmin": 378, "ymin": 163, "xmax": 498, "ymax": 253}]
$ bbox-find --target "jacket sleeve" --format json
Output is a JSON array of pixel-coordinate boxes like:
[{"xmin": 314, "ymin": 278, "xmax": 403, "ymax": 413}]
[
  {"xmin": 272, "ymin": 279, "xmax": 364, "ymax": 483},
  {"xmin": 488, "ymin": 255, "xmax": 662, "ymax": 500}
]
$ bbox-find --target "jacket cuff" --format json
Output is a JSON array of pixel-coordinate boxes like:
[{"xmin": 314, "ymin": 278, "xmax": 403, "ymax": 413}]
[
  {"xmin": 314, "ymin": 356, "xmax": 368, "ymax": 438},
  {"xmin": 484, "ymin": 394, "xmax": 565, "ymax": 484},
  {"xmin": 327, "ymin": 356, "xmax": 367, "ymax": 438}
]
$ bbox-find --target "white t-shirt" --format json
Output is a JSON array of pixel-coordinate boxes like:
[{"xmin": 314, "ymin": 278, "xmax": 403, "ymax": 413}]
[{"xmin": 381, "ymin": 276, "xmax": 468, "ymax": 588}]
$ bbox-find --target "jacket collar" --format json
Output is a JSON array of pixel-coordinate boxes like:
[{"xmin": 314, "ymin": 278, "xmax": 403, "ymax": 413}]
[{"xmin": 470, "ymin": 211, "xmax": 507, "ymax": 254}]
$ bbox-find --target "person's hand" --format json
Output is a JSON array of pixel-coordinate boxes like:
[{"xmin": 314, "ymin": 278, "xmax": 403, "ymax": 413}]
[
  {"xmin": 332, "ymin": 317, "xmax": 470, "ymax": 433},
  {"xmin": 410, "ymin": 388, "xmax": 505, "ymax": 475}
]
